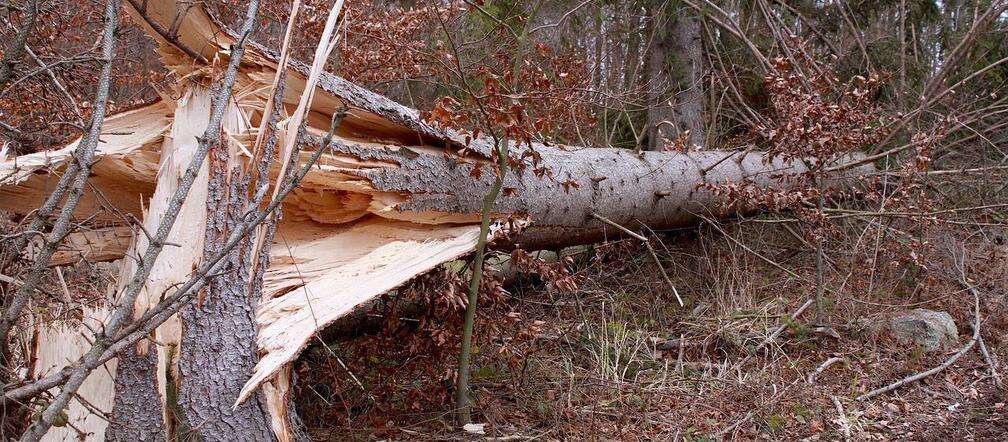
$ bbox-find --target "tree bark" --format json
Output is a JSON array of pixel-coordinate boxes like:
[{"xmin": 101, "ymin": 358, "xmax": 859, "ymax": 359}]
[
  {"xmin": 324, "ymin": 140, "xmax": 861, "ymax": 250},
  {"xmin": 0, "ymin": 0, "xmax": 39, "ymax": 93},
  {"xmin": 104, "ymin": 85, "xmax": 221, "ymax": 441},
  {"xmin": 175, "ymin": 141, "xmax": 275, "ymax": 441},
  {"xmin": 173, "ymin": 66, "xmax": 305, "ymax": 441},
  {"xmin": 240, "ymin": 136, "xmax": 870, "ymax": 403},
  {"xmin": 1, "ymin": 3, "xmax": 876, "ymax": 437},
  {"xmin": 108, "ymin": 345, "xmax": 165, "ymax": 441},
  {"xmin": 669, "ymin": 8, "xmax": 705, "ymax": 147}
]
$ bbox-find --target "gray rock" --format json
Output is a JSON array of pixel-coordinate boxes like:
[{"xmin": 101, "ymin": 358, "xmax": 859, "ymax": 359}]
[{"xmin": 888, "ymin": 309, "xmax": 959, "ymax": 352}]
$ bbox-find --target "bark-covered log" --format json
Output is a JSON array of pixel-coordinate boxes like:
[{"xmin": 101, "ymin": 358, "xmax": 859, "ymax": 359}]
[{"xmin": 324, "ymin": 140, "xmax": 864, "ymax": 249}]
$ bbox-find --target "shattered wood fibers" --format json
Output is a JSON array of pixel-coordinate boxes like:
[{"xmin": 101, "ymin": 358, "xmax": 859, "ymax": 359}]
[
  {"xmin": 4, "ymin": 106, "xmax": 492, "ymax": 438},
  {"xmin": 1, "ymin": 93, "xmax": 494, "ymax": 440},
  {"xmin": 31, "ymin": 308, "xmax": 116, "ymax": 442},
  {"xmin": 246, "ymin": 218, "xmax": 488, "ymax": 403},
  {"xmin": 0, "ymin": 6, "xmax": 500, "ymax": 432}
]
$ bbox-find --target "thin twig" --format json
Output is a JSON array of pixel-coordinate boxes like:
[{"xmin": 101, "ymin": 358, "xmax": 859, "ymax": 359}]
[
  {"xmin": 831, "ymin": 395, "xmax": 852, "ymax": 440},
  {"xmin": 124, "ymin": 0, "xmax": 208, "ymax": 64},
  {"xmin": 54, "ymin": 267, "xmax": 72, "ymax": 303},
  {"xmin": 0, "ymin": 272, "xmax": 25, "ymax": 287},
  {"xmin": 591, "ymin": 212, "xmax": 683, "ymax": 307},
  {"xmin": 808, "ymin": 356, "xmax": 847, "ymax": 384},
  {"xmin": 976, "ymin": 334, "xmax": 1001, "ymax": 388},
  {"xmin": 24, "ymin": 45, "xmax": 84, "ymax": 128}
]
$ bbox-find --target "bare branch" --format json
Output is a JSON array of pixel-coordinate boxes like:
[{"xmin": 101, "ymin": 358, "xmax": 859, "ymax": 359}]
[
  {"xmin": 0, "ymin": 0, "xmax": 120, "ymax": 368},
  {"xmin": 0, "ymin": 0, "xmax": 38, "ymax": 91},
  {"xmin": 124, "ymin": 0, "xmax": 209, "ymax": 64}
]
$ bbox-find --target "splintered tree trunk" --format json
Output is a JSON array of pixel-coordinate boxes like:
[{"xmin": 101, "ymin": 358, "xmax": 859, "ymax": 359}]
[
  {"xmin": 174, "ymin": 72, "xmax": 305, "ymax": 440},
  {"xmin": 1, "ymin": 2, "xmax": 876, "ymax": 439},
  {"xmin": 241, "ymin": 138, "xmax": 871, "ymax": 401},
  {"xmin": 107, "ymin": 87, "xmax": 217, "ymax": 441},
  {"xmin": 105, "ymin": 81, "xmax": 300, "ymax": 440}
]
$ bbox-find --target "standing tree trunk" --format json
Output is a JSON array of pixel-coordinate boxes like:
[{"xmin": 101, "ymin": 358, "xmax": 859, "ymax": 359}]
[
  {"xmin": 648, "ymin": 3, "xmax": 705, "ymax": 150},
  {"xmin": 108, "ymin": 347, "xmax": 165, "ymax": 441},
  {"xmin": 669, "ymin": 7, "xmax": 705, "ymax": 147},
  {"xmin": 175, "ymin": 128, "xmax": 276, "ymax": 441},
  {"xmin": 106, "ymin": 0, "xmax": 275, "ymax": 438}
]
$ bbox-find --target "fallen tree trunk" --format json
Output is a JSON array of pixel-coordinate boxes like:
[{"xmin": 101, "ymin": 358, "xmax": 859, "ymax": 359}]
[
  {"xmin": 321, "ymin": 139, "xmax": 841, "ymax": 249},
  {"xmin": 0, "ymin": 1, "xmax": 873, "ymax": 440},
  {"xmin": 240, "ymin": 140, "xmax": 867, "ymax": 403}
]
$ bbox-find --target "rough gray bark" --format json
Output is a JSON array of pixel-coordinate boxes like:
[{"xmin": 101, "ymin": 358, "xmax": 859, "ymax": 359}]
[
  {"xmin": 329, "ymin": 141, "xmax": 861, "ymax": 250},
  {"xmin": 107, "ymin": 343, "xmax": 166, "ymax": 441},
  {"xmin": 668, "ymin": 9, "xmax": 705, "ymax": 146},
  {"xmin": 174, "ymin": 76, "xmax": 308, "ymax": 442},
  {"xmin": 176, "ymin": 142, "xmax": 275, "ymax": 441},
  {"xmin": 648, "ymin": 4, "xmax": 705, "ymax": 150}
]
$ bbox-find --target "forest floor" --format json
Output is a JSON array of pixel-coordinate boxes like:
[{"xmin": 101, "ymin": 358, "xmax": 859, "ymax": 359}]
[
  {"xmin": 294, "ymin": 218, "xmax": 1007, "ymax": 441},
  {"xmin": 12, "ymin": 212, "xmax": 1004, "ymax": 440}
]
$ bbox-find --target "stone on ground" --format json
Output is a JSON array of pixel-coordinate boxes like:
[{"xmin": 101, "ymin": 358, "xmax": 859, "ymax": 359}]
[{"xmin": 888, "ymin": 309, "xmax": 959, "ymax": 352}]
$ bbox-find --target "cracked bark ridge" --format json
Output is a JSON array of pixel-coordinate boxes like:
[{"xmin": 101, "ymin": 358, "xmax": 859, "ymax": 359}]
[
  {"xmin": 176, "ymin": 143, "xmax": 275, "ymax": 441},
  {"xmin": 107, "ymin": 343, "xmax": 167, "ymax": 441},
  {"xmin": 666, "ymin": 11, "xmax": 705, "ymax": 147}
]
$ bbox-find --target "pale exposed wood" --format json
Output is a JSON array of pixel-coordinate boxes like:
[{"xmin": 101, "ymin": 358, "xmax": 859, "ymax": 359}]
[
  {"xmin": 0, "ymin": 101, "xmax": 169, "ymax": 224},
  {"xmin": 0, "ymin": 101, "xmax": 169, "ymax": 186},
  {"xmin": 246, "ymin": 0, "xmax": 345, "ymax": 311},
  {"xmin": 31, "ymin": 307, "xmax": 116, "ymax": 442},
  {"xmin": 175, "ymin": 81, "xmax": 279, "ymax": 439},
  {"xmin": 263, "ymin": 366, "xmax": 297, "ymax": 442},
  {"xmin": 240, "ymin": 218, "xmax": 496, "ymax": 403},
  {"xmin": 108, "ymin": 87, "xmax": 220, "ymax": 439},
  {"xmin": 121, "ymin": 0, "xmax": 222, "ymax": 66},
  {"xmin": 49, "ymin": 226, "xmax": 133, "ymax": 266}
]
